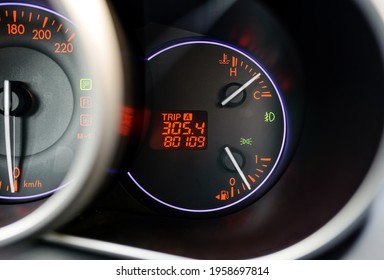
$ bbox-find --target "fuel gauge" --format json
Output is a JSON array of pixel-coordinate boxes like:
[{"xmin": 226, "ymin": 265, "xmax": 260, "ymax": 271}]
[{"xmin": 128, "ymin": 39, "xmax": 287, "ymax": 214}]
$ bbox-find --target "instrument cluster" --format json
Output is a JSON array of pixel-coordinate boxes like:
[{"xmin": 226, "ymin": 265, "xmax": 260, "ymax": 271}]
[{"xmin": 1, "ymin": 0, "xmax": 384, "ymax": 259}]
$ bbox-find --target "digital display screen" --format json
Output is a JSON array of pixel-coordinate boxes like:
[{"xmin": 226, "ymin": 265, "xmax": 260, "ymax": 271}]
[{"xmin": 150, "ymin": 111, "xmax": 208, "ymax": 150}]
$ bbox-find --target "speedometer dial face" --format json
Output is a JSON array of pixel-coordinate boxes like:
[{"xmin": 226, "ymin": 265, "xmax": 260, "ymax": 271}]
[
  {"xmin": 128, "ymin": 40, "xmax": 287, "ymax": 214},
  {"xmin": 0, "ymin": 3, "xmax": 92, "ymax": 201}
]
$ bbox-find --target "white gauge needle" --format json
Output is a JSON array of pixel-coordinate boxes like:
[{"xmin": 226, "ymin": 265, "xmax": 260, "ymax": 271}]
[
  {"xmin": 224, "ymin": 146, "xmax": 251, "ymax": 190},
  {"xmin": 221, "ymin": 73, "xmax": 261, "ymax": 106},
  {"xmin": 4, "ymin": 80, "xmax": 16, "ymax": 193}
]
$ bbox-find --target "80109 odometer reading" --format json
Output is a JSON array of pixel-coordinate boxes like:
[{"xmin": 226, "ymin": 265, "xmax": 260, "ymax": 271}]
[{"xmin": 150, "ymin": 111, "xmax": 207, "ymax": 150}]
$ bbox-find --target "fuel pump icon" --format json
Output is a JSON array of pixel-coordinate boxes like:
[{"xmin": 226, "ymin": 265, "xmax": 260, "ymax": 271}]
[{"xmin": 216, "ymin": 190, "xmax": 229, "ymax": 201}]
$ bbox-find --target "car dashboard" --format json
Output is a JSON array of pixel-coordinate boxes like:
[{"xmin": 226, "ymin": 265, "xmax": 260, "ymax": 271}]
[{"xmin": 0, "ymin": 0, "xmax": 384, "ymax": 260}]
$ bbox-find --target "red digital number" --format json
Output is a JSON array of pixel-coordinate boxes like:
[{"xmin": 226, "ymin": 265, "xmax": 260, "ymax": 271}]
[
  {"xmin": 182, "ymin": 122, "xmax": 191, "ymax": 135},
  {"xmin": 195, "ymin": 122, "xmax": 205, "ymax": 134}
]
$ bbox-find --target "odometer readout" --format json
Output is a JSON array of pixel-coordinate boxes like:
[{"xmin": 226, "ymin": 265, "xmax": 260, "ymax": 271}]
[{"xmin": 150, "ymin": 111, "xmax": 207, "ymax": 150}]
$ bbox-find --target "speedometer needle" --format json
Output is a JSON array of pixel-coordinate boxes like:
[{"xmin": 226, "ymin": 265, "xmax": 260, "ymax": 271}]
[
  {"xmin": 4, "ymin": 80, "xmax": 16, "ymax": 193},
  {"xmin": 224, "ymin": 146, "xmax": 251, "ymax": 190},
  {"xmin": 221, "ymin": 73, "xmax": 261, "ymax": 106}
]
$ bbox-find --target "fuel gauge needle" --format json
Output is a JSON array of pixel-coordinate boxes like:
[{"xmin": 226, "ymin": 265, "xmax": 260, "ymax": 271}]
[
  {"xmin": 4, "ymin": 80, "xmax": 16, "ymax": 193},
  {"xmin": 224, "ymin": 146, "xmax": 251, "ymax": 190},
  {"xmin": 221, "ymin": 73, "xmax": 261, "ymax": 106}
]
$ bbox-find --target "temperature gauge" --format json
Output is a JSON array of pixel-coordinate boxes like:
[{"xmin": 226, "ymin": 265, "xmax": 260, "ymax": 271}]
[{"xmin": 127, "ymin": 39, "xmax": 287, "ymax": 214}]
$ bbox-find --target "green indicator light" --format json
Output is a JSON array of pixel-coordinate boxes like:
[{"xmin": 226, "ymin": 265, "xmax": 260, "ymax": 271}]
[
  {"xmin": 240, "ymin": 138, "xmax": 253, "ymax": 145},
  {"xmin": 264, "ymin": 112, "xmax": 276, "ymax": 123},
  {"xmin": 80, "ymin": 78, "xmax": 92, "ymax": 91}
]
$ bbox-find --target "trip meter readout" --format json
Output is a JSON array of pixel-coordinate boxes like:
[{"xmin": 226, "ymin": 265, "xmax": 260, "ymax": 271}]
[
  {"xmin": 150, "ymin": 111, "xmax": 207, "ymax": 150},
  {"xmin": 127, "ymin": 40, "xmax": 287, "ymax": 214}
]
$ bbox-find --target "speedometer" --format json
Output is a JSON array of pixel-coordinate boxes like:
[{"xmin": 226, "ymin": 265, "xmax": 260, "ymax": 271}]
[
  {"xmin": 0, "ymin": 3, "xmax": 91, "ymax": 201},
  {"xmin": 0, "ymin": 1, "xmax": 133, "ymax": 247}
]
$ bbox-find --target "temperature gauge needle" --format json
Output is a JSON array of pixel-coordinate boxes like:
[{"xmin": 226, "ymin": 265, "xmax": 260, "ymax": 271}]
[
  {"xmin": 224, "ymin": 146, "xmax": 251, "ymax": 190},
  {"xmin": 4, "ymin": 80, "xmax": 16, "ymax": 193},
  {"xmin": 221, "ymin": 73, "xmax": 261, "ymax": 106}
]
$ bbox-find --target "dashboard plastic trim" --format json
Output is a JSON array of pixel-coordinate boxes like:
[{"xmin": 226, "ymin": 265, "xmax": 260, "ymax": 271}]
[{"xmin": 42, "ymin": 232, "xmax": 189, "ymax": 260}]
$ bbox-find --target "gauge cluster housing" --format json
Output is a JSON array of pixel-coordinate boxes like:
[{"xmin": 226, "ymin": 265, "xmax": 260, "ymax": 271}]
[
  {"xmin": 1, "ymin": 0, "xmax": 384, "ymax": 260},
  {"xmin": 48, "ymin": 0, "xmax": 384, "ymax": 259}
]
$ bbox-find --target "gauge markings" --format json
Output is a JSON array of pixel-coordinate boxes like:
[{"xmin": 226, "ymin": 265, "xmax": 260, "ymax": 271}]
[
  {"xmin": 248, "ymin": 175, "xmax": 256, "ymax": 183},
  {"xmin": 42, "ymin": 16, "xmax": 48, "ymax": 28},
  {"xmin": 3, "ymin": 9, "xmax": 76, "ymax": 51},
  {"xmin": 67, "ymin": 33, "xmax": 76, "ymax": 42},
  {"xmin": 261, "ymin": 91, "xmax": 272, "ymax": 98}
]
